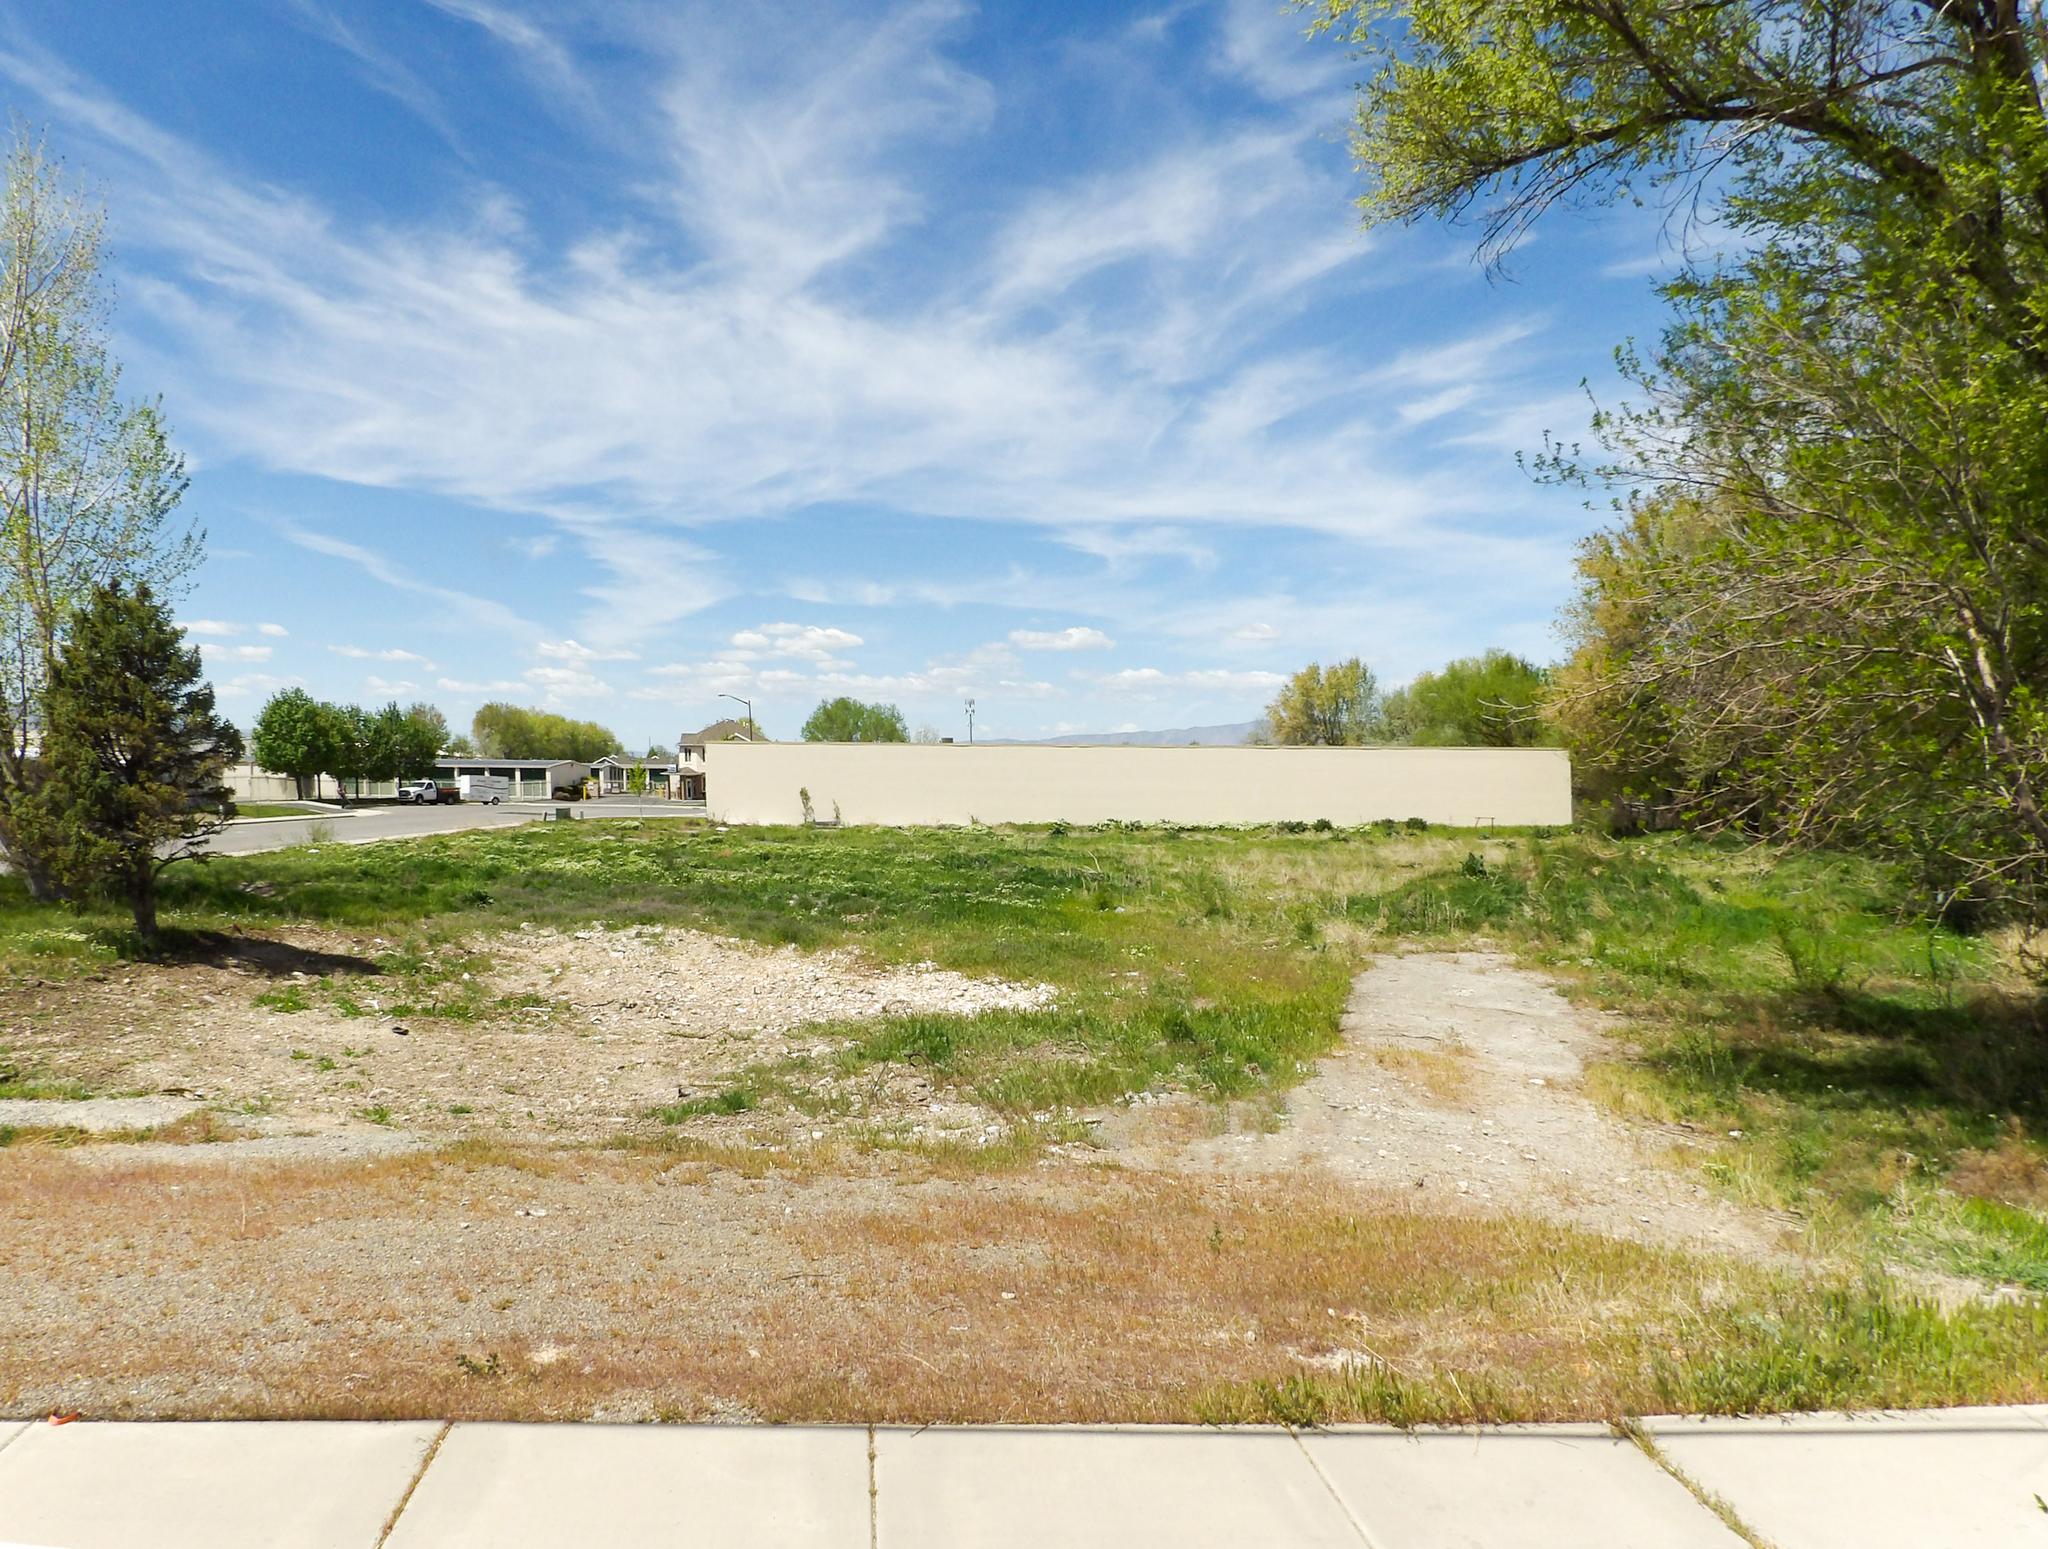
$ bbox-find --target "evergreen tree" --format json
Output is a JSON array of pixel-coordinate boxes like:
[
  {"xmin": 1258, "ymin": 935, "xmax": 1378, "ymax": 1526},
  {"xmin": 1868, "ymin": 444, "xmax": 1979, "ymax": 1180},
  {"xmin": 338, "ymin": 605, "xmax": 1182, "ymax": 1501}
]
[{"xmin": 25, "ymin": 583, "xmax": 240, "ymax": 941}]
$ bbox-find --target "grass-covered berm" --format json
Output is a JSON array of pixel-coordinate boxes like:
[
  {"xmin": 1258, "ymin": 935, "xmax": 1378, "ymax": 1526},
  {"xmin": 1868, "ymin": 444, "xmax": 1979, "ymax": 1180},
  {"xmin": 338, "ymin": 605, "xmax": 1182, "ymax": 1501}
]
[{"xmin": 4, "ymin": 817, "xmax": 2048, "ymax": 1424}]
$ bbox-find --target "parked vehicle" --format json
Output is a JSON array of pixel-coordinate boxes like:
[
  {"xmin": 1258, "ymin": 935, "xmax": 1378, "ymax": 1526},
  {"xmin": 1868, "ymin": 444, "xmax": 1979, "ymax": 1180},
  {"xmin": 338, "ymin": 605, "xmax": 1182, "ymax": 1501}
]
[
  {"xmin": 457, "ymin": 774, "xmax": 510, "ymax": 805},
  {"xmin": 397, "ymin": 779, "xmax": 444, "ymax": 805}
]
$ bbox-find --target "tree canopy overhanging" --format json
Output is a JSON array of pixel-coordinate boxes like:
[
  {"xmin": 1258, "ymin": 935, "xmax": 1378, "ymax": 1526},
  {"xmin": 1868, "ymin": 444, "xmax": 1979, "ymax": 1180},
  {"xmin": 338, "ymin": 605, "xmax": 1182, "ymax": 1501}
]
[{"xmin": 1319, "ymin": 0, "xmax": 2048, "ymax": 929}]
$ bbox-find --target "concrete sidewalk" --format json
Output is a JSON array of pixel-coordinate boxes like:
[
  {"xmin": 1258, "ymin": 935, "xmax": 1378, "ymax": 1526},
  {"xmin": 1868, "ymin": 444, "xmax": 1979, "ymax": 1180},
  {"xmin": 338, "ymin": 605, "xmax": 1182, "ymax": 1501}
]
[{"xmin": 0, "ymin": 1410, "xmax": 2043, "ymax": 1548}]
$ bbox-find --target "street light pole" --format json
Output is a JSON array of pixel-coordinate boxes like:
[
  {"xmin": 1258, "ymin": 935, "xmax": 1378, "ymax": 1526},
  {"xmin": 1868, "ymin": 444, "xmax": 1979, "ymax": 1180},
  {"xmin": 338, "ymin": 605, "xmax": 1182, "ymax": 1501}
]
[
  {"xmin": 718, "ymin": 692, "xmax": 756, "ymax": 741},
  {"xmin": 964, "ymin": 698, "xmax": 976, "ymax": 745}
]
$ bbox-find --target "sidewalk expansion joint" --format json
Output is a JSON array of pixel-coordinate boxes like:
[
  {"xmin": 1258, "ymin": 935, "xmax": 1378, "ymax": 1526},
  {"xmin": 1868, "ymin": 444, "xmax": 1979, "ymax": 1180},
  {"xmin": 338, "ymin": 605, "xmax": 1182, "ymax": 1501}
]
[
  {"xmin": 1616, "ymin": 1417, "xmax": 1778, "ymax": 1549},
  {"xmin": 1289, "ymin": 1428, "xmax": 1384, "ymax": 1549},
  {"xmin": 866, "ymin": 1424, "xmax": 878, "ymax": 1549},
  {"xmin": 376, "ymin": 1420, "xmax": 451, "ymax": 1548}
]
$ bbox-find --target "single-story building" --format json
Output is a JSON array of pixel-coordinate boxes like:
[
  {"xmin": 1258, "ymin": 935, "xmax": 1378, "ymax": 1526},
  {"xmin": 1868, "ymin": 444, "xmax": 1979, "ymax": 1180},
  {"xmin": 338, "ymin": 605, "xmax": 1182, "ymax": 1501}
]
[
  {"xmin": 432, "ymin": 758, "xmax": 589, "ymax": 800},
  {"xmin": 697, "ymin": 742, "xmax": 1574, "ymax": 829}
]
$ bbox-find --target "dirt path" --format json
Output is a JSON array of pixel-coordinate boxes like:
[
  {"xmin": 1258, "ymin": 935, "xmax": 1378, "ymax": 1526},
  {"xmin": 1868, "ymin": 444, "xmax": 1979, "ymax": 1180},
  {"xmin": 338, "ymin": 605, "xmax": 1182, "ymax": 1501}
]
[{"xmin": 1104, "ymin": 952, "xmax": 1798, "ymax": 1261}]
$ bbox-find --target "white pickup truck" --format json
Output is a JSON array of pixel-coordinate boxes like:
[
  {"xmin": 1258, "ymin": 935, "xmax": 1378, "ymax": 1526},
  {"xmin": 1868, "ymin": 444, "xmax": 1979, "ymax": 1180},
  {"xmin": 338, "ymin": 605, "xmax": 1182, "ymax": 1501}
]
[{"xmin": 397, "ymin": 779, "xmax": 449, "ymax": 805}]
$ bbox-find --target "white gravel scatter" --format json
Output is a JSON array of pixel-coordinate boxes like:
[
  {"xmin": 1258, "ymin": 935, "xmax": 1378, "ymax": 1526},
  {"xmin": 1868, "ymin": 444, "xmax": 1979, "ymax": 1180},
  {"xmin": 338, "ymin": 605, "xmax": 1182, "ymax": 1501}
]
[
  {"xmin": 512, "ymin": 924, "xmax": 1058, "ymax": 1035},
  {"xmin": 0, "ymin": 1096, "xmax": 200, "ymax": 1132}
]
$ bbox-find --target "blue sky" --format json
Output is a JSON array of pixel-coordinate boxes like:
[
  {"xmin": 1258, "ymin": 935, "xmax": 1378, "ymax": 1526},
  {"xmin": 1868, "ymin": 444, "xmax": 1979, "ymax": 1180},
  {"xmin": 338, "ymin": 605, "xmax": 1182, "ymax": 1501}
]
[{"xmin": 13, "ymin": 0, "xmax": 1677, "ymax": 748}]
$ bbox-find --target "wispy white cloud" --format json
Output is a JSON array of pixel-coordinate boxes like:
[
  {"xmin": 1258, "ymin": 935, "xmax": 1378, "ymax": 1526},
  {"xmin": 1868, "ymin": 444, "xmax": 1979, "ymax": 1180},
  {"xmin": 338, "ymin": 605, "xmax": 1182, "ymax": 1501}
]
[
  {"xmin": 1, "ymin": 5, "xmax": 1500, "ymax": 588},
  {"xmin": 1074, "ymin": 665, "xmax": 1285, "ymax": 699},
  {"xmin": 257, "ymin": 622, "xmax": 290, "ymax": 637},
  {"xmin": 331, "ymin": 645, "xmax": 439, "ymax": 667},
  {"xmin": 642, "ymin": 636, "xmax": 1055, "ymax": 706},
  {"xmin": 277, "ymin": 527, "xmax": 534, "ymax": 636},
  {"xmin": 214, "ymin": 672, "xmax": 298, "ymax": 699},
  {"xmin": 279, "ymin": 0, "xmax": 466, "ymax": 149},
  {"xmin": 203, "ymin": 643, "xmax": 274, "ymax": 663},
  {"xmin": 537, "ymin": 639, "xmax": 639, "ymax": 662},
  {"xmin": 1, "ymin": 1, "xmax": 1626, "ymax": 736},
  {"xmin": 724, "ymin": 623, "xmax": 864, "ymax": 664},
  {"xmin": 1010, "ymin": 626, "xmax": 1115, "ymax": 651},
  {"xmin": 184, "ymin": 619, "xmax": 242, "ymax": 636}
]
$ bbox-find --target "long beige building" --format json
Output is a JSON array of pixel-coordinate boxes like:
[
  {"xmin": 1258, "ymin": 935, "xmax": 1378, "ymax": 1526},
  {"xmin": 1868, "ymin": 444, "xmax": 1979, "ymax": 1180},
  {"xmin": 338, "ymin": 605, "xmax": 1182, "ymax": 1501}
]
[{"xmin": 699, "ymin": 742, "xmax": 1571, "ymax": 828}]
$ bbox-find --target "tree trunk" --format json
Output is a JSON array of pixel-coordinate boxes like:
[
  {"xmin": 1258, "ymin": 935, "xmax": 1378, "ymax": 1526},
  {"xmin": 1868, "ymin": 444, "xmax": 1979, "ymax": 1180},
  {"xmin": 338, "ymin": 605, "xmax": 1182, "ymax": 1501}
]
[{"xmin": 128, "ymin": 868, "xmax": 157, "ymax": 943}]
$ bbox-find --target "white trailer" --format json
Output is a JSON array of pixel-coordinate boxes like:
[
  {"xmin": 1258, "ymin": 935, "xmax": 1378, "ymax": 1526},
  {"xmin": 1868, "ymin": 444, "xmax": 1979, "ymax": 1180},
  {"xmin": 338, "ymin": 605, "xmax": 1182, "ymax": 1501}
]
[{"xmin": 457, "ymin": 774, "xmax": 510, "ymax": 805}]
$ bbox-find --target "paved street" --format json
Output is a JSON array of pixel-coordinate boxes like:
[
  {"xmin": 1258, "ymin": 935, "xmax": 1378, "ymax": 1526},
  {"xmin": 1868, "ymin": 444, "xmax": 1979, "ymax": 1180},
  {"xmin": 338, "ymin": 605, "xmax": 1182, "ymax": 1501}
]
[
  {"xmin": 200, "ymin": 797, "xmax": 705, "ymax": 857},
  {"xmin": 1, "ymin": 1410, "xmax": 2044, "ymax": 1548}
]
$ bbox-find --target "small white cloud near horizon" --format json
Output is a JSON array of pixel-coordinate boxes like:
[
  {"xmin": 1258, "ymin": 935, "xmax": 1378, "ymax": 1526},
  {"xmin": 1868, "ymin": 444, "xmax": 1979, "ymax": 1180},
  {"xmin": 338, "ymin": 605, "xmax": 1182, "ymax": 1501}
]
[
  {"xmin": 363, "ymin": 675, "xmax": 419, "ymax": 694},
  {"xmin": 331, "ymin": 645, "xmax": 438, "ymax": 668},
  {"xmin": 215, "ymin": 672, "xmax": 297, "ymax": 699},
  {"xmin": 204, "ymin": 643, "xmax": 274, "ymax": 663},
  {"xmin": 1231, "ymin": 622, "xmax": 1280, "ymax": 640},
  {"xmin": 526, "ymin": 663, "xmax": 614, "ymax": 701},
  {"xmin": 725, "ymin": 624, "xmax": 865, "ymax": 665},
  {"xmin": 436, "ymin": 676, "xmax": 524, "ymax": 693},
  {"xmin": 537, "ymin": 638, "xmax": 638, "ymax": 662},
  {"xmin": 1009, "ymin": 626, "xmax": 1115, "ymax": 651},
  {"xmin": 1076, "ymin": 665, "xmax": 1285, "ymax": 700},
  {"xmin": 257, "ymin": 622, "xmax": 289, "ymax": 636},
  {"xmin": 184, "ymin": 619, "xmax": 242, "ymax": 636}
]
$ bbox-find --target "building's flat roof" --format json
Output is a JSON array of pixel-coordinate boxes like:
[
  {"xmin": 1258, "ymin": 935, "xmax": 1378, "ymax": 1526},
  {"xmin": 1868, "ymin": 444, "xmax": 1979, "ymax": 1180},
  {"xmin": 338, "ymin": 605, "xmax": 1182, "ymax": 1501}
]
[{"xmin": 433, "ymin": 757, "xmax": 588, "ymax": 770}]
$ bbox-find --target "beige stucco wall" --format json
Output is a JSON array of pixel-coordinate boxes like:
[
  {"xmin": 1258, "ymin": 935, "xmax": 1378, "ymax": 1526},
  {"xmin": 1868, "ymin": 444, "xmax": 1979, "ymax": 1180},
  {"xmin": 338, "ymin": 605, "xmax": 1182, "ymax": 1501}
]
[{"xmin": 701, "ymin": 743, "xmax": 1572, "ymax": 828}]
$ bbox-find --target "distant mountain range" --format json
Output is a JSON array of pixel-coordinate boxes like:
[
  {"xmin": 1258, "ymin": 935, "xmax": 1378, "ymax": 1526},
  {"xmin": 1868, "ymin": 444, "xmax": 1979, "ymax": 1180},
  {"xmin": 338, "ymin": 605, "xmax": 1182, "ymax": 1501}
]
[{"xmin": 983, "ymin": 721, "xmax": 1260, "ymax": 747}]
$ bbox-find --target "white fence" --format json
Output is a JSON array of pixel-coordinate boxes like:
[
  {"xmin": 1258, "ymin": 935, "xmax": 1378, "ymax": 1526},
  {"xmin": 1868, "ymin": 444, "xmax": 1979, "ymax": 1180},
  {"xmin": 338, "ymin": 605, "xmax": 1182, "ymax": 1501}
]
[{"xmin": 700, "ymin": 744, "xmax": 1572, "ymax": 828}]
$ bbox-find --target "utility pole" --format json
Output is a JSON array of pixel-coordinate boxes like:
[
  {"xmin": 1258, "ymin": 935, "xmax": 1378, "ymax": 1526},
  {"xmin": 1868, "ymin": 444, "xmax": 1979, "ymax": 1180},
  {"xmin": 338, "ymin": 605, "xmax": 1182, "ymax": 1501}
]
[{"xmin": 964, "ymin": 698, "xmax": 976, "ymax": 745}]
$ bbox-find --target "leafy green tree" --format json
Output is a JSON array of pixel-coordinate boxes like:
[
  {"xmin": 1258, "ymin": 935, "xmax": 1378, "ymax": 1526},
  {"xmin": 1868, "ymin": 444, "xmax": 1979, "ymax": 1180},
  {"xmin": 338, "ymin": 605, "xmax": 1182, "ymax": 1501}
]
[
  {"xmin": 471, "ymin": 702, "xmax": 621, "ymax": 761},
  {"xmin": 23, "ymin": 584, "xmax": 240, "ymax": 941},
  {"xmin": 251, "ymin": 688, "xmax": 335, "ymax": 799},
  {"xmin": 403, "ymin": 701, "xmax": 449, "ymax": 753},
  {"xmin": 321, "ymin": 702, "xmax": 372, "ymax": 801},
  {"xmin": 1259, "ymin": 659, "xmax": 1379, "ymax": 745},
  {"xmin": 800, "ymin": 697, "xmax": 908, "ymax": 742},
  {"xmin": 1320, "ymin": 0, "xmax": 2048, "ymax": 923},
  {"xmin": 357, "ymin": 701, "xmax": 440, "ymax": 786},
  {"xmin": 1382, "ymin": 650, "xmax": 1552, "ymax": 746},
  {"xmin": 0, "ymin": 134, "xmax": 200, "ymax": 897}
]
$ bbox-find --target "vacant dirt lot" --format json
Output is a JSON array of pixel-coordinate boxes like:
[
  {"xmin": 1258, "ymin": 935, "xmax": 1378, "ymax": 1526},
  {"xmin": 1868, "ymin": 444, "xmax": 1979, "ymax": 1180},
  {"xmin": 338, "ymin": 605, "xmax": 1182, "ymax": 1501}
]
[
  {"xmin": 0, "ymin": 933, "xmax": 1804, "ymax": 1422},
  {"xmin": 2, "ymin": 923, "xmax": 1055, "ymax": 1154}
]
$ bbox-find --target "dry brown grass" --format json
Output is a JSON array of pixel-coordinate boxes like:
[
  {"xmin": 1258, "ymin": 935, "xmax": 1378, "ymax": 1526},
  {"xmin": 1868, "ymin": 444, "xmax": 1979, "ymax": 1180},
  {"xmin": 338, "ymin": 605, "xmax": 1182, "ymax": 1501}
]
[
  {"xmin": 1948, "ymin": 1122, "xmax": 2048, "ymax": 1209},
  {"xmin": 0, "ymin": 1142, "xmax": 1807, "ymax": 1425},
  {"xmin": 1366, "ymin": 1045, "xmax": 1475, "ymax": 1104}
]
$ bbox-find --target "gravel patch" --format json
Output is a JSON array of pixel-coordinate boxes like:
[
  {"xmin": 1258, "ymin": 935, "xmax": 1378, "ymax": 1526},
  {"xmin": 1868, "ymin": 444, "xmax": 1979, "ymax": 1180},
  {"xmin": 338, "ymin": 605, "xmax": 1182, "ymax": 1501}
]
[{"xmin": 0, "ymin": 1097, "xmax": 201, "ymax": 1132}]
